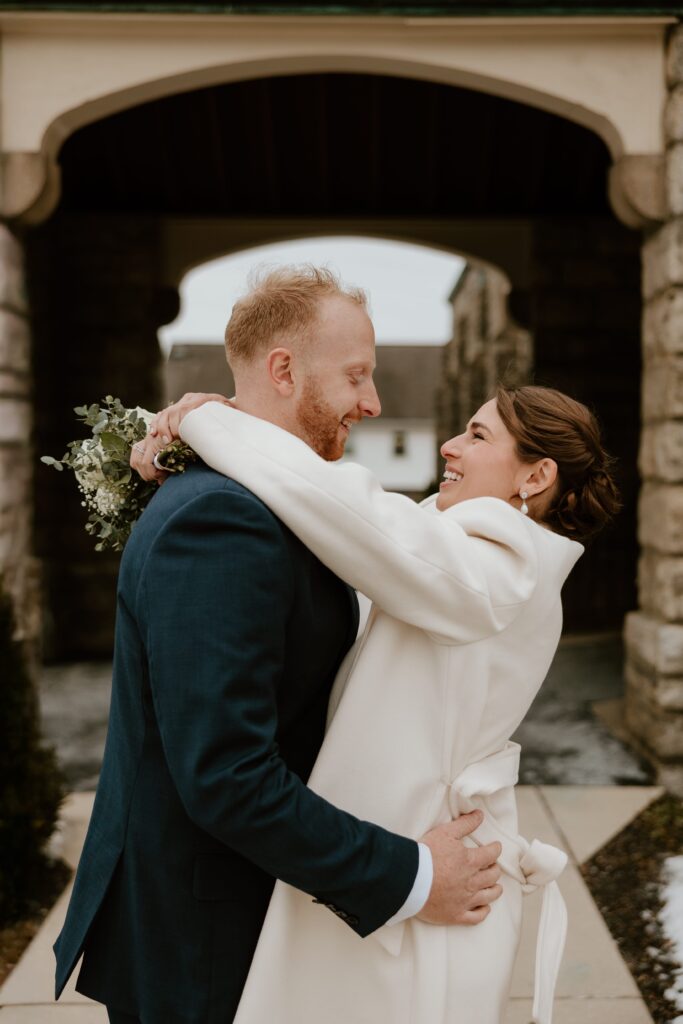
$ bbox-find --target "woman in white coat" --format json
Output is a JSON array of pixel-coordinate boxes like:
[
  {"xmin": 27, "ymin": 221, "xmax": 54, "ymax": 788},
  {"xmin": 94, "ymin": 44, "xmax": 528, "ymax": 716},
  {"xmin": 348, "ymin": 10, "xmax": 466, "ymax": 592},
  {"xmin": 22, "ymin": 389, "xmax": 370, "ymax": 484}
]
[{"xmin": 160, "ymin": 384, "xmax": 619, "ymax": 1024}]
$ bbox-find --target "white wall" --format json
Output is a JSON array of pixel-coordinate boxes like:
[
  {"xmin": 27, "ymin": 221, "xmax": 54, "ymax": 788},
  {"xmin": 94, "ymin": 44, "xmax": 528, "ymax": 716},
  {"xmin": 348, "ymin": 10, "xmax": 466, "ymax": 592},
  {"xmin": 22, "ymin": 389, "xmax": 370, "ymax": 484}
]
[{"xmin": 341, "ymin": 418, "xmax": 437, "ymax": 492}]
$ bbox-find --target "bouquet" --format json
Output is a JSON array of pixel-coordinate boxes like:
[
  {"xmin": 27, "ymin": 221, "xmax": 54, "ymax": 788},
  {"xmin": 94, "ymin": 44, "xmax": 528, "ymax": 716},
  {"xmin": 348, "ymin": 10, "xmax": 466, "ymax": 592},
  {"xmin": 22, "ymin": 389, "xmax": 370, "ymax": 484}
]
[{"xmin": 41, "ymin": 396, "xmax": 197, "ymax": 552}]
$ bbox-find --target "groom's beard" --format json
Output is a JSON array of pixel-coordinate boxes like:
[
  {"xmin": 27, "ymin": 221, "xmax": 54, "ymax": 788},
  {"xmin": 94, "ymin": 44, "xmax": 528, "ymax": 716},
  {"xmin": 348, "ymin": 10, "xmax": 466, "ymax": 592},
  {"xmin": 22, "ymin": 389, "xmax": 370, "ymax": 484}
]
[{"xmin": 295, "ymin": 375, "xmax": 350, "ymax": 462}]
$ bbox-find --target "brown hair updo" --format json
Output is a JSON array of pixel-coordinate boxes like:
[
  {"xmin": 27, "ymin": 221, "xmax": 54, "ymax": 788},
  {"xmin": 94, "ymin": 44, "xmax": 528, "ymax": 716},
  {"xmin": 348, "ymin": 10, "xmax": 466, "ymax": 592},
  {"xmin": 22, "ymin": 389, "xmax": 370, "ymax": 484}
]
[{"xmin": 495, "ymin": 385, "xmax": 621, "ymax": 544}]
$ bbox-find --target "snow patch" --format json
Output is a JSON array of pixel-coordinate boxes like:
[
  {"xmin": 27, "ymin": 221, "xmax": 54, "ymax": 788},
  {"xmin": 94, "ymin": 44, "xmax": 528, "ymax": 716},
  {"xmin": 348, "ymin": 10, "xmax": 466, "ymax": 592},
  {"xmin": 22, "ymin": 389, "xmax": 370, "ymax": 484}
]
[{"xmin": 660, "ymin": 855, "xmax": 683, "ymax": 1013}]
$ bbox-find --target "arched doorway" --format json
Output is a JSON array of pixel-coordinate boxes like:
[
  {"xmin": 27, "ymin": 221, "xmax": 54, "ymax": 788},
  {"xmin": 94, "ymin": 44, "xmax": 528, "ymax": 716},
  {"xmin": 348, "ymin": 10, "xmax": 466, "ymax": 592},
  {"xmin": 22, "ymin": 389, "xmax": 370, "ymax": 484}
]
[{"xmin": 25, "ymin": 71, "xmax": 640, "ymax": 656}]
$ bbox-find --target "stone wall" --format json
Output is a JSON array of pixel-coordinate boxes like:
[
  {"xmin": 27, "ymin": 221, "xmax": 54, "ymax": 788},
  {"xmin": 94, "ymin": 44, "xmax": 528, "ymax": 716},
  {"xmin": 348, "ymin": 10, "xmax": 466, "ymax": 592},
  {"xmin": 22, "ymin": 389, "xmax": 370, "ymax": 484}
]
[
  {"xmin": 436, "ymin": 262, "xmax": 533, "ymax": 445},
  {"xmin": 624, "ymin": 26, "xmax": 683, "ymax": 794},
  {"xmin": 25, "ymin": 213, "xmax": 174, "ymax": 660},
  {"xmin": 0, "ymin": 225, "xmax": 41, "ymax": 669}
]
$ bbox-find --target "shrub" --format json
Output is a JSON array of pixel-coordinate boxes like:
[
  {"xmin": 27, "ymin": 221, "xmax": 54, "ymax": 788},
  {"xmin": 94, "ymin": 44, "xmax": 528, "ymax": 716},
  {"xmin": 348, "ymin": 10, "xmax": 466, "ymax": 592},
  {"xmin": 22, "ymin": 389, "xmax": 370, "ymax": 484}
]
[{"xmin": 0, "ymin": 580, "xmax": 64, "ymax": 925}]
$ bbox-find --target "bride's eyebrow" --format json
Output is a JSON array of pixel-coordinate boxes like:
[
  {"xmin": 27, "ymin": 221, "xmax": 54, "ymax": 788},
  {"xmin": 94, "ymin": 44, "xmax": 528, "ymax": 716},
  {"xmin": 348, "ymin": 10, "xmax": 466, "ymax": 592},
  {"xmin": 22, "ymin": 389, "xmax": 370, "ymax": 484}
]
[{"xmin": 470, "ymin": 421, "xmax": 493, "ymax": 437}]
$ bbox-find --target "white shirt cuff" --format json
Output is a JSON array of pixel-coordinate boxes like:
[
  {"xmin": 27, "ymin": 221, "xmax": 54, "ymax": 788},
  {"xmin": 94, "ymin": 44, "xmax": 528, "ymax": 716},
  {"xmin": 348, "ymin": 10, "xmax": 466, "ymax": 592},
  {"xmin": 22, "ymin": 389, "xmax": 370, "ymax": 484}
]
[{"xmin": 383, "ymin": 842, "xmax": 433, "ymax": 926}]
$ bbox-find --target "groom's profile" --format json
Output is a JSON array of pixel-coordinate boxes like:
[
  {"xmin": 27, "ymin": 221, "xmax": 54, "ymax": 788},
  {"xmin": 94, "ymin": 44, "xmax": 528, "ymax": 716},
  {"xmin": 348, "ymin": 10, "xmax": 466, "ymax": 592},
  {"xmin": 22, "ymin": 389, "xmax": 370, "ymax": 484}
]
[{"xmin": 54, "ymin": 267, "xmax": 503, "ymax": 1024}]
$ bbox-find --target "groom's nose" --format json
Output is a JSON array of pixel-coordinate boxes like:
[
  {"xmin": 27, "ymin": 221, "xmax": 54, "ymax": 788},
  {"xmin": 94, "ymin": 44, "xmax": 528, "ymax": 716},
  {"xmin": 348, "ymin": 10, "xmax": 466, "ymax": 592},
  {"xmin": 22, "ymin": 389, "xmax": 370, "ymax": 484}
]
[{"xmin": 359, "ymin": 381, "xmax": 381, "ymax": 418}]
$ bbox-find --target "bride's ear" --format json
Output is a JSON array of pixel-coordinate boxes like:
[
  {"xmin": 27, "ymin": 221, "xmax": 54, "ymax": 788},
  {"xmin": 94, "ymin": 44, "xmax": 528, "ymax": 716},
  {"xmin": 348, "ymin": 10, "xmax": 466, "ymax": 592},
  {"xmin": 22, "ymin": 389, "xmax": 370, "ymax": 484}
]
[{"xmin": 523, "ymin": 458, "xmax": 558, "ymax": 498}]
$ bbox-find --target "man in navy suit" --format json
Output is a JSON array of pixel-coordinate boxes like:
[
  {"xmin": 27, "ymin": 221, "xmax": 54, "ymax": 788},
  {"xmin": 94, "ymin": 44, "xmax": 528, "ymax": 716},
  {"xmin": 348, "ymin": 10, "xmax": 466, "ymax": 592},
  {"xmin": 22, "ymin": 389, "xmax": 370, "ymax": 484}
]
[{"xmin": 55, "ymin": 268, "xmax": 502, "ymax": 1024}]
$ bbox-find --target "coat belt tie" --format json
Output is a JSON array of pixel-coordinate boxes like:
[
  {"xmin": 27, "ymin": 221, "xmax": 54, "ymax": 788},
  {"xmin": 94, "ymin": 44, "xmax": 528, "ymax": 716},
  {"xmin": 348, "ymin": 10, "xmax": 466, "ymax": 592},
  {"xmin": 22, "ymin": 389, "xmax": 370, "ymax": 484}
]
[
  {"xmin": 372, "ymin": 742, "xmax": 567, "ymax": 1024},
  {"xmin": 448, "ymin": 741, "xmax": 567, "ymax": 1024}
]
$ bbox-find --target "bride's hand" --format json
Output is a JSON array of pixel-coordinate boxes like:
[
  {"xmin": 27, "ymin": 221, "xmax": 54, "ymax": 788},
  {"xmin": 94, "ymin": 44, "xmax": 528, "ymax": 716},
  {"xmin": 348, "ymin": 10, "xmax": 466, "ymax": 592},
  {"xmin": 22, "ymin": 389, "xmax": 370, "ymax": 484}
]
[
  {"xmin": 150, "ymin": 392, "xmax": 232, "ymax": 444},
  {"xmin": 129, "ymin": 392, "xmax": 231, "ymax": 483}
]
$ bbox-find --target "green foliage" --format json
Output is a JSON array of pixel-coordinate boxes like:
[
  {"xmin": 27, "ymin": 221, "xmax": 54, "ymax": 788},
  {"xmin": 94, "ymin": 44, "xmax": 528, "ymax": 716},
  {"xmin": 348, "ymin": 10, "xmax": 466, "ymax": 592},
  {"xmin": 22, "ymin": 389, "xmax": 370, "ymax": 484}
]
[
  {"xmin": 0, "ymin": 585, "xmax": 65, "ymax": 925},
  {"xmin": 41, "ymin": 396, "xmax": 198, "ymax": 552}
]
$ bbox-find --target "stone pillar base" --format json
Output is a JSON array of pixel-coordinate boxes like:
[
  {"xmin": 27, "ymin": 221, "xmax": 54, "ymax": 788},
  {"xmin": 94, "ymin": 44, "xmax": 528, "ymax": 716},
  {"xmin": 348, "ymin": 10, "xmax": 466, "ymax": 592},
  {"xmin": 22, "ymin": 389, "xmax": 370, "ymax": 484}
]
[{"xmin": 625, "ymin": 611, "xmax": 683, "ymax": 794}]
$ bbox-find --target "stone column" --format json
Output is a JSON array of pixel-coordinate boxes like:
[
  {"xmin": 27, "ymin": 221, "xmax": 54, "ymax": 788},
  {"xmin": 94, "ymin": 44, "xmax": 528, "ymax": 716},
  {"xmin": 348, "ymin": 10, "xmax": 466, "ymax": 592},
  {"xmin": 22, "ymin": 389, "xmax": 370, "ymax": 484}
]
[
  {"xmin": 0, "ymin": 224, "xmax": 41, "ymax": 666},
  {"xmin": 26, "ymin": 212, "xmax": 175, "ymax": 660},
  {"xmin": 624, "ymin": 26, "xmax": 683, "ymax": 794}
]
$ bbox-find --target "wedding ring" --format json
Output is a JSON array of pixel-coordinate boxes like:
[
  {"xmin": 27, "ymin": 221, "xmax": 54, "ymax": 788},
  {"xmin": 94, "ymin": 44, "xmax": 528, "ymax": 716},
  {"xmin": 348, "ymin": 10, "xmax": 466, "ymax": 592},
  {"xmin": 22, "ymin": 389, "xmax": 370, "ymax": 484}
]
[{"xmin": 153, "ymin": 453, "xmax": 164, "ymax": 471}]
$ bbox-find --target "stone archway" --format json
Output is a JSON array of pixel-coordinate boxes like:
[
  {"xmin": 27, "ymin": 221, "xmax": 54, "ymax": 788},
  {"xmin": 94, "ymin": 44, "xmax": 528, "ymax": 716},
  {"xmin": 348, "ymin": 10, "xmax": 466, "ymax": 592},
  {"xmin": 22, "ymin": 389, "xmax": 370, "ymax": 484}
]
[
  {"xmin": 23, "ymin": 69, "xmax": 641, "ymax": 659},
  {"xmin": 0, "ymin": 8, "xmax": 678, "ymax": 786},
  {"xmin": 0, "ymin": 12, "xmax": 669, "ymax": 223}
]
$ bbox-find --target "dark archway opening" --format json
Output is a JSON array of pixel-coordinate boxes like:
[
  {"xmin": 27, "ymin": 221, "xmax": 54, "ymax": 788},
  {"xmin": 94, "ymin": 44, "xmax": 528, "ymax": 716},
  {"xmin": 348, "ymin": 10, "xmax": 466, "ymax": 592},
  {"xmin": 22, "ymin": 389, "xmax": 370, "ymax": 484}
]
[{"xmin": 26, "ymin": 71, "xmax": 639, "ymax": 656}]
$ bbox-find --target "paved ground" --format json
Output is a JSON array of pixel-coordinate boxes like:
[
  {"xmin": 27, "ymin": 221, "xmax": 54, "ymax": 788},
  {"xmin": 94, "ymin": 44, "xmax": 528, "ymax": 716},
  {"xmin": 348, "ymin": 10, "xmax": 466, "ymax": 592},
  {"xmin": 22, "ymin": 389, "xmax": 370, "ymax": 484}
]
[
  {"xmin": 513, "ymin": 632, "xmax": 651, "ymax": 786},
  {"xmin": 0, "ymin": 786, "xmax": 661, "ymax": 1022},
  {"xmin": 0, "ymin": 631, "xmax": 658, "ymax": 1022},
  {"xmin": 37, "ymin": 632, "xmax": 651, "ymax": 792}
]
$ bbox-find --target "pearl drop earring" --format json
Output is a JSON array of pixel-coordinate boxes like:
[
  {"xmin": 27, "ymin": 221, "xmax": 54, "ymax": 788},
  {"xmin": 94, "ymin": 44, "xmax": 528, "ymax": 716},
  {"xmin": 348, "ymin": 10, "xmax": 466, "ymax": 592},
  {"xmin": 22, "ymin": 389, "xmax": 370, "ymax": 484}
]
[{"xmin": 520, "ymin": 491, "xmax": 529, "ymax": 515}]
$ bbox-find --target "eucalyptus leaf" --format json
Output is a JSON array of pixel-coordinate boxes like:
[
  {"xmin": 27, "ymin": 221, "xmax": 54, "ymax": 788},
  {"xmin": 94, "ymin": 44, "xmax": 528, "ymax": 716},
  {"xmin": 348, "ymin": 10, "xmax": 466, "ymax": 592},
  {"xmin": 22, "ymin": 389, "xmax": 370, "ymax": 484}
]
[{"xmin": 100, "ymin": 431, "xmax": 128, "ymax": 454}]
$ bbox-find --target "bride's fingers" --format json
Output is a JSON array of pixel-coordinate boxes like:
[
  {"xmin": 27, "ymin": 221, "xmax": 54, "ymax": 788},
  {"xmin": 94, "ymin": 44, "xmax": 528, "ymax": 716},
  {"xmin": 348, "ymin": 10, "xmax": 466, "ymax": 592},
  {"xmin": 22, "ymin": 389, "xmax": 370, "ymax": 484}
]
[
  {"xmin": 130, "ymin": 435, "xmax": 167, "ymax": 483},
  {"xmin": 151, "ymin": 392, "xmax": 231, "ymax": 440}
]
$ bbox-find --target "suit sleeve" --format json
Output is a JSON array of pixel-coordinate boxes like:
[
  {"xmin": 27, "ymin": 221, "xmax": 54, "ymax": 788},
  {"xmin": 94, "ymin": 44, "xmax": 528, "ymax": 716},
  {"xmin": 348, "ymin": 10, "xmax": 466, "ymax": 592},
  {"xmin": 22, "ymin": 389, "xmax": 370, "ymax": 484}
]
[
  {"xmin": 180, "ymin": 402, "xmax": 539, "ymax": 645},
  {"xmin": 138, "ymin": 486, "xmax": 417, "ymax": 937}
]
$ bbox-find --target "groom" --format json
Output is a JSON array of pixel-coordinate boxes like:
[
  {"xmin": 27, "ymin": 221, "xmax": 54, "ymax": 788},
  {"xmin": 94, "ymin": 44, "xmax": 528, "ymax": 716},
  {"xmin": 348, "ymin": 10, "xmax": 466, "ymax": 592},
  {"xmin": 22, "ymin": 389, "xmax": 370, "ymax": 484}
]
[{"xmin": 54, "ymin": 267, "xmax": 502, "ymax": 1024}]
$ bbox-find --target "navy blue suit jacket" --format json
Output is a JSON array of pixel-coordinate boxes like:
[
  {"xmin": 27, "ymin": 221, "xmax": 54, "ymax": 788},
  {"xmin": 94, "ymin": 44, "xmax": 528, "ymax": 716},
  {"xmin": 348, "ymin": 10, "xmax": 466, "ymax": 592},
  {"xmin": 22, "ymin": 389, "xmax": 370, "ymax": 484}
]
[{"xmin": 54, "ymin": 464, "xmax": 417, "ymax": 1023}]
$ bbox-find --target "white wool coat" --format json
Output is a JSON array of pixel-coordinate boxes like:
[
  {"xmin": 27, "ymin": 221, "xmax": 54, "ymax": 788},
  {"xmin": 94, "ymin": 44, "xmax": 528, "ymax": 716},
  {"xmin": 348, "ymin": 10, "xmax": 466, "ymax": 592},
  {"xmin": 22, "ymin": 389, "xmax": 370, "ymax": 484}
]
[{"xmin": 180, "ymin": 402, "xmax": 584, "ymax": 1024}]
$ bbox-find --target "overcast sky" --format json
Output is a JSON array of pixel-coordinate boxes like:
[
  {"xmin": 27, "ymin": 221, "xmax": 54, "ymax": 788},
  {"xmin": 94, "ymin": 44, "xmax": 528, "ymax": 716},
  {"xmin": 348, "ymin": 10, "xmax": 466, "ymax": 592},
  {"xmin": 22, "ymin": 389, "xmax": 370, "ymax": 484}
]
[{"xmin": 159, "ymin": 237, "xmax": 465, "ymax": 353}]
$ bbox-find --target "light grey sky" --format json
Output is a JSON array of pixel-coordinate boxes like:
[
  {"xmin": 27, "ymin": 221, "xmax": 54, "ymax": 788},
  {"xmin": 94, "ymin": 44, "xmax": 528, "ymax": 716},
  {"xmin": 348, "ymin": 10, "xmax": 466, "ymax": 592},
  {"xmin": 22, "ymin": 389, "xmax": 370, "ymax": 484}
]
[{"xmin": 159, "ymin": 237, "xmax": 465, "ymax": 353}]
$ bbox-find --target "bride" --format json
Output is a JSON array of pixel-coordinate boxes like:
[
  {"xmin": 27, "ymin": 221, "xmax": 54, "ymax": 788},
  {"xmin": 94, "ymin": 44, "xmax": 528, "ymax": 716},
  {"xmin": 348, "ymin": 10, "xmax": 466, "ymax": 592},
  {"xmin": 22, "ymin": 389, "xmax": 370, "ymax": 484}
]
[{"xmin": 141, "ymin": 381, "xmax": 619, "ymax": 1024}]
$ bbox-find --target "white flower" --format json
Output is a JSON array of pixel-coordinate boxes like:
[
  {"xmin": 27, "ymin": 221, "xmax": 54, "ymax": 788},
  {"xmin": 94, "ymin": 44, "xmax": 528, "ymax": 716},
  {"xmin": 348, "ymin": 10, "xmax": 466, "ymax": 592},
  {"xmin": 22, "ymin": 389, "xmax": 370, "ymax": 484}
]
[
  {"xmin": 93, "ymin": 482, "xmax": 126, "ymax": 518},
  {"xmin": 133, "ymin": 406, "xmax": 154, "ymax": 429},
  {"xmin": 73, "ymin": 439, "xmax": 106, "ymax": 493}
]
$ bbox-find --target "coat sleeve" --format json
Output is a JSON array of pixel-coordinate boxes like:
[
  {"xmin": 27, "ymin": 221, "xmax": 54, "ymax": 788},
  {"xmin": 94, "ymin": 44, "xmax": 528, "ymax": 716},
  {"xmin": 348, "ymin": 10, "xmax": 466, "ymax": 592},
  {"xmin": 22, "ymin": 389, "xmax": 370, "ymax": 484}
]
[
  {"xmin": 138, "ymin": 486, "xmax": 417, "ymax": 936},
  {"xmin": 180, "ymin": 402, "xmax": 539, "ymax": 645}
]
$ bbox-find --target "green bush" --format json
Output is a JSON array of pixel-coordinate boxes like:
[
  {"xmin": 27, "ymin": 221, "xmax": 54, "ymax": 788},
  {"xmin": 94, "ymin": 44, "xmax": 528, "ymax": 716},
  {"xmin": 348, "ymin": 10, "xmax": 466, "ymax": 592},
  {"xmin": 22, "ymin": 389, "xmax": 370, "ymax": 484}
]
[{"xmin": 0, "ymin": 580, "xmax": 64, "ymax": 925}]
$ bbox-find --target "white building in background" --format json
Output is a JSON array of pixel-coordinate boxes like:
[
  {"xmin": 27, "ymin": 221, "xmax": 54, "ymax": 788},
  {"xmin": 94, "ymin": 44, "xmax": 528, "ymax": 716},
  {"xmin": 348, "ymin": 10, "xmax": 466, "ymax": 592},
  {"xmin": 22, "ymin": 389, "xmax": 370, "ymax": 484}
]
[
  {"xmin": 165, "ymin": 343, "xmax": 442, "ymax": 497},
  {"xmin": 339, "ymin": 345, "xmax": 441, "ymax": 495}
]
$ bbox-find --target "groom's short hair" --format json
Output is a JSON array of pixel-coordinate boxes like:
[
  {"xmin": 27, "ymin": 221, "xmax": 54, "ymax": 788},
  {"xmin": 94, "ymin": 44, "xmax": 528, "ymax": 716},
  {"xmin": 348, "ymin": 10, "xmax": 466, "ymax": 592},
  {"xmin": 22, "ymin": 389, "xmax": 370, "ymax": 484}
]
[{"xmin": 225, "ymin": 265, "xmax": 368, "ymax": 366}]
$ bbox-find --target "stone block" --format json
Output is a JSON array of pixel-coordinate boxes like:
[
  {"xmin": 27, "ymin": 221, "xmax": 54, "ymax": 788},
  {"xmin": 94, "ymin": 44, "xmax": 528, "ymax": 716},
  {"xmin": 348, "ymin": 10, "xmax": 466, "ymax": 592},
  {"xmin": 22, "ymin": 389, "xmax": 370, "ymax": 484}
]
[
  {"xmin": 0, "ymin": 225, "xmax": 26, "ymax": 313},
  {"xmin": 642, "ymin": 219, "xmax": 683, "ymax": 300},
  {"xmin": 639, "ymin": 483, "xmax": 683, "ymax": 552},
  {"xmin": 0, "ymin": 397, "xmax": 30, "ymax": 444},
  {"xmin": 625, "ymin": 662, "xmax": 683, "ymax": 759},
  {"xmin": 668, "ymin": 25, "xmax": 683, "ymax": 87},
  {"xmin": 658, "ymin": 678, "xmax": 683, "ymax": 710},
  {"xmin": 657, "ymin": 761, "xmax": 683, "ymax": 796},
  {"xmin": 639, "ymin": 421, "xmax": 683, "ymax": 481},
  {"xmin": 0, "ymin": 309, "xmax": 29, "ymax": 372},
  {"xmin": 638, "ymin": 550, "xmax": 683, "ymax": 620},
  {"xmin": 667, "ymin": 144, "xmax": 683, "ymax": 217},
  {"xmin": 650, "ymin": 709, "xmax": 683, "ymax": 758},
  {"xmin": 625, "ymin": 610, "xmax": 683, "ymax": 675},
  {"xmin": 642, "ymin": 288, "xmax": 683, "ymax": 356},
  {"xmin": 666, "ymin": 84, "xmax": 683, "ymax": 143},
  {"xmin": 641, "ymin": 357, "xmax": 683, "ymax": 421},
  {"xmin": 0, "ymin": 370, "xmax": 29, "ymax": 396}
]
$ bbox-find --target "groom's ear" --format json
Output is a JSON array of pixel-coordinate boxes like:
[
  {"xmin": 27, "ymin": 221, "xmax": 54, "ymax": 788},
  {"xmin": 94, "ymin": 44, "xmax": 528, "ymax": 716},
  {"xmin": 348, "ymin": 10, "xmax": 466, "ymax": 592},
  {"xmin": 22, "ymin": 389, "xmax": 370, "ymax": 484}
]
[{"xmin": 266, "ymin": 347, "xmax": 296, "ymax": 396}]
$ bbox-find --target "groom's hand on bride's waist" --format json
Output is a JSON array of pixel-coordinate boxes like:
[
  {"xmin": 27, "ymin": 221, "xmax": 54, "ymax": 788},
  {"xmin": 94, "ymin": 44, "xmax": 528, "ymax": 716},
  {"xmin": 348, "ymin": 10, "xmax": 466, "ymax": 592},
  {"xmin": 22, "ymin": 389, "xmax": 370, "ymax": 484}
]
[{"xmin": 417, "ymin": 810, "xmax": 503, "ymax": 926}]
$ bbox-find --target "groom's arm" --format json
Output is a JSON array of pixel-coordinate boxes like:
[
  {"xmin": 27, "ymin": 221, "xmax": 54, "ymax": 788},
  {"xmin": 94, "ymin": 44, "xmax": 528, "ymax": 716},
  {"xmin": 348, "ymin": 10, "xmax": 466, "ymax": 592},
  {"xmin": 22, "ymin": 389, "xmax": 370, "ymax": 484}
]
[{"xmin": 138, "ymin": 483, "xmax": 418, "ymax": 937}]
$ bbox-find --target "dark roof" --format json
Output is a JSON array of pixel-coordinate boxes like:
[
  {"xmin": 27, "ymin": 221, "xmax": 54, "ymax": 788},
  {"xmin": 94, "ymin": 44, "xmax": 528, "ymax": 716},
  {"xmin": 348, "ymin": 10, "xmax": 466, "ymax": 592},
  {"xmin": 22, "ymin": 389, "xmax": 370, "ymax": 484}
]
[
  {"xmin": 166, "ymin": 342, "xmax": 443, "ymax": 418},
  {"xmin": 372, "ymin": 345, "xmax": 442, "ymax": 419},
  {"xmin": 2, "ymin": 2, "xmax": 681, "ymax": 14}
]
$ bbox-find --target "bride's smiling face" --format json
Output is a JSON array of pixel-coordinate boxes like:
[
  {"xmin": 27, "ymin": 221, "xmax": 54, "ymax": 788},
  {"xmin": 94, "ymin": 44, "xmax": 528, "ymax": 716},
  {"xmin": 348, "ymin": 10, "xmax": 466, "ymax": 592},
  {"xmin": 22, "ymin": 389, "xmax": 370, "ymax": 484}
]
[{"xmin": 437, "ymin": 399, "xmax": 531, "ymax": 512}]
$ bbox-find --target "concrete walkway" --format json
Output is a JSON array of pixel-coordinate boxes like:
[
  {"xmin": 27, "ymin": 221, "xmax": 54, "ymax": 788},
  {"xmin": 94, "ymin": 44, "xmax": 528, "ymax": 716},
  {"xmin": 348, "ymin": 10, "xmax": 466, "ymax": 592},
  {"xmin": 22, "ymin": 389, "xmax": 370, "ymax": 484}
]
[{"xmin": 0, "ymin": 785, "xmax": 662, "ymax": 1023}]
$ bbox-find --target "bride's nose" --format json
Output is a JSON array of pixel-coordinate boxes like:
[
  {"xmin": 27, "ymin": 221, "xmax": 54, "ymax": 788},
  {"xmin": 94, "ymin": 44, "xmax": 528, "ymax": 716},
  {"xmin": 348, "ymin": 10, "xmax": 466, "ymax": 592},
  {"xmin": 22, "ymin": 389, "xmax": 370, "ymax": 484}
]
[{"xmin": 440, "ymin": 434, "xmax": 463, "ymax": 459}]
